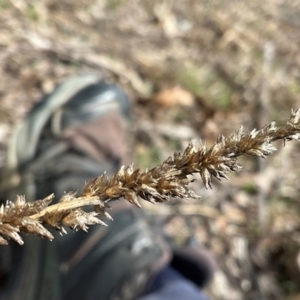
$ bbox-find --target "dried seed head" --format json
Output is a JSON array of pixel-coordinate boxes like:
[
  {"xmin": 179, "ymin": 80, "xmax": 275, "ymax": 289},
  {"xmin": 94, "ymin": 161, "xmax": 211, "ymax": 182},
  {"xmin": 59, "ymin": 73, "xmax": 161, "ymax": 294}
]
[{"xmin": 1, "ymin": 109, "xmax": 300, "ymax": 244}]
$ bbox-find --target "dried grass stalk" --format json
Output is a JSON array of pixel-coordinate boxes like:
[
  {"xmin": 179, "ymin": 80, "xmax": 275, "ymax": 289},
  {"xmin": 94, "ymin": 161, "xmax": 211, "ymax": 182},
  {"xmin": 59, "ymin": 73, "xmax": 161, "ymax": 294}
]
[{"xmin": 1, "ymin": 109, "xmax": 300, "ymax": 245}]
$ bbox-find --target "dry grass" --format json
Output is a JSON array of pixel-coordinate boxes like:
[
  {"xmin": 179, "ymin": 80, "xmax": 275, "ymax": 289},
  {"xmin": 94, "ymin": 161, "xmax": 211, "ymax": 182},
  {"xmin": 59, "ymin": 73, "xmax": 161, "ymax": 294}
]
[
  {"xmin": 1, "ymin": 1, "xmax": 300, "ymax": 299},
  {"xmin": 1, "ymin": 109, "xmax": 300, "ymax": 246}
]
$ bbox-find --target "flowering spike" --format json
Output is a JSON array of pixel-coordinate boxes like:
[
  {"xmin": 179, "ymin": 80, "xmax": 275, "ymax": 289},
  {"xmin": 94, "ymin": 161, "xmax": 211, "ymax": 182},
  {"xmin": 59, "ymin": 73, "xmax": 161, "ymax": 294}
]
[{"xmin": 1, "ymin": 109, "xmax": 300, "ymax": 244}]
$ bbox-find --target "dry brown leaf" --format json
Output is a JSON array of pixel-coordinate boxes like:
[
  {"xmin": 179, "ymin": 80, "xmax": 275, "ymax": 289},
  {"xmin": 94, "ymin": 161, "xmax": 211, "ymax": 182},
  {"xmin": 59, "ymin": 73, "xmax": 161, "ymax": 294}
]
[{"xmin": 153, "ymin": 86, "xmax": 195, "ymax": 108}]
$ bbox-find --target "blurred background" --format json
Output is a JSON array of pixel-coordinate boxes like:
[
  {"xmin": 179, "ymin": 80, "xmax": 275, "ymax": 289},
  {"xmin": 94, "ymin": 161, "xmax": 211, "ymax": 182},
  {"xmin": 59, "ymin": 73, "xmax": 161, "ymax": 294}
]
[{"xmin": 0, "ymin": 0, "xmax": 300, "ymax": 299}]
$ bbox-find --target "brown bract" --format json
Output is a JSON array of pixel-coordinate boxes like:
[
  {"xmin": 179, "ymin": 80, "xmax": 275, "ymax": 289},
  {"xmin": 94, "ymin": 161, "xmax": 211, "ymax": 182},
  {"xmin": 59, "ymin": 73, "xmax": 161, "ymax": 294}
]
[{"xmin": 1, "ymin": 109, "xmax": 300, "ymax": 245}]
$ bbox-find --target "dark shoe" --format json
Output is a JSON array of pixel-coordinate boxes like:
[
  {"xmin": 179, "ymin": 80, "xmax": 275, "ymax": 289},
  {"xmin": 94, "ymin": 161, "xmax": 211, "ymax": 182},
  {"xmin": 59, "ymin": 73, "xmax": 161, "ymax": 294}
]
[
  {"xmin": 60, "ymin": 202, "xmax": 171, "ymax": 300},
  {"xmin": 6, "ymin": 74, "xmax": 130, "ymax": 171},
  {"xmin": 1, "ymin": 74, "xmax": 171, "ymax": 300},
  {"xmin": 3, "ymin": 74, "xmax": 131, "ymax": 200},
  {"xmin": 2, "ymin": 74, "xmax": 214, "ymax": 300}
]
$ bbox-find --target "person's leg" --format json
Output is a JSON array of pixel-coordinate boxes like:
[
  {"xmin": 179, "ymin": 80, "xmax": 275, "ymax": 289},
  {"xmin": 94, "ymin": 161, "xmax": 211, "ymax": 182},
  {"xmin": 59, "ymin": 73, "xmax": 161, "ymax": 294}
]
[
  {"xmin": 138, "ymin": 243, "xmax": 215, "ymax": 300},
  {"xmin": 139, "ymin": 274, "xmax": 210, "ymax": 300}
]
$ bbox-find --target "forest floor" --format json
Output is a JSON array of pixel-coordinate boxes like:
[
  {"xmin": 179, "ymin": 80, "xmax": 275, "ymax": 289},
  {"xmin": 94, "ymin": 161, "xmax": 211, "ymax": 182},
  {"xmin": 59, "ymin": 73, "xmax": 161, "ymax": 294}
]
[{"xmin": 1, "ymin": 1, "xmax": 300, "ymax": 299}]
